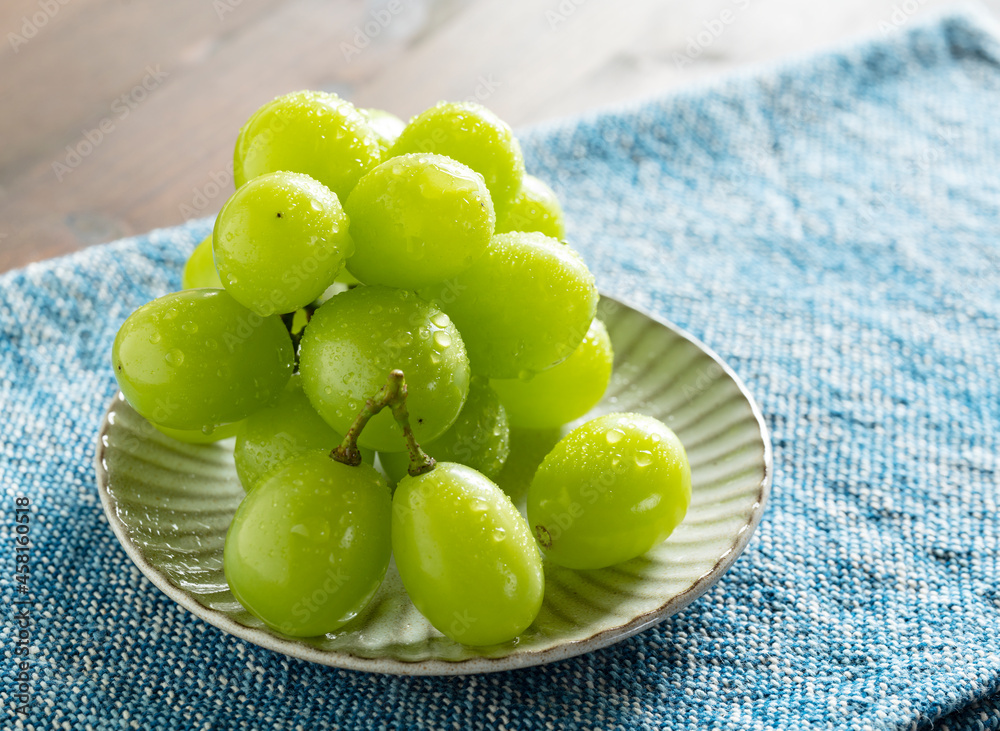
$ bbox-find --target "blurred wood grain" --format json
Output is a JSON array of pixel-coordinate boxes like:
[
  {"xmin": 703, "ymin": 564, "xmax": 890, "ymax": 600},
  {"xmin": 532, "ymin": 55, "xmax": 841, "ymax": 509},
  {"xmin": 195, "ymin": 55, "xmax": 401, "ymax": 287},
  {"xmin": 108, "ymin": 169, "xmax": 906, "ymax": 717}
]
[{"xmin": 1, "ymin": 0, "xmax": 996, "ymax": 272}]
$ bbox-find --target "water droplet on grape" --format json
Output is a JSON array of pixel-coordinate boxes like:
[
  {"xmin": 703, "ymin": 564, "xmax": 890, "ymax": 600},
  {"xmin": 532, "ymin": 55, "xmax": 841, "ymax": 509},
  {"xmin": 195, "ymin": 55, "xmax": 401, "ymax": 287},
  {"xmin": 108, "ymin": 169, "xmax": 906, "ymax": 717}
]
[
  {"xmin": 432, "ymin": 331, "xmax": 452, "ymax": 350},
  {"xmin": 430, "ymin": 312, "xmax": 450, "ymax": 328},
  {"xmin": 164, "ymin": 349, "xmax": 184, "ymax": 366},
  {"xmin": 492, "ymin": 527, "xmax": 506, "ymax": 542},
  {"xmin": 369, "ymin": 305, "xmax": 383, "ymax": 315},
  {"xmin": 201, "ymin": 424, "xmax": 214, "ymax": 436},
  {"xmin": 181, "ymin": 321, "xmax": 198, "ymax": 334},
  {"xmin": 651, "ymin": 433, "xmax": 661, "ymax": 444},
  {"xmin": 310, "ymin": 199, "xmax": 324, "ymax": 211},
  {"xmin": 635, "ymin": 451, "xmax": 653, "ymax": 467},
  {"xmin": 148, "ymin": 332, "xmax": 161, "ymax": 344},
  {"xmin": 605, "ymin": 428, "xmax": 625, "ymax": 444}
]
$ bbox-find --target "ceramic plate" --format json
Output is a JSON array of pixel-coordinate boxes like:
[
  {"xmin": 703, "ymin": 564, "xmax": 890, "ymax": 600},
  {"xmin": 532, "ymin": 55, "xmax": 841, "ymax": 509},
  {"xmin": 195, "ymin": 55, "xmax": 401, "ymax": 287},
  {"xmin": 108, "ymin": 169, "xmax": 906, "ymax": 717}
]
[{"xmin": 95, "ymin": 295, "xmax": 771, "ymax": 675}]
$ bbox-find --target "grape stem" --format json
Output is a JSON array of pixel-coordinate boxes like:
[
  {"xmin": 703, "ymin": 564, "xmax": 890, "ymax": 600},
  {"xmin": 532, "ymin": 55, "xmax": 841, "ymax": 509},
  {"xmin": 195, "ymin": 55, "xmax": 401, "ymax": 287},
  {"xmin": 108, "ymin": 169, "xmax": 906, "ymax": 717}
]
[
  {"xmin": 329, "ymin": 369, "xmax": 436, "ymax": 476},
  {"xmin": 387, "ymin": 378, "xmax": 437, "ymax": 478}
]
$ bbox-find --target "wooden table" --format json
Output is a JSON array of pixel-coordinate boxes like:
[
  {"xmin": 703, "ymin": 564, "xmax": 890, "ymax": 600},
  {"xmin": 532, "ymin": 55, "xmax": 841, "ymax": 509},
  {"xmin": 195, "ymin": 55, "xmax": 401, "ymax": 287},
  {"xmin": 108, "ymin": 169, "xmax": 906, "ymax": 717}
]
[{"xmin": 2, "ymin": 0, "xmax": 996, "ymax": 272}]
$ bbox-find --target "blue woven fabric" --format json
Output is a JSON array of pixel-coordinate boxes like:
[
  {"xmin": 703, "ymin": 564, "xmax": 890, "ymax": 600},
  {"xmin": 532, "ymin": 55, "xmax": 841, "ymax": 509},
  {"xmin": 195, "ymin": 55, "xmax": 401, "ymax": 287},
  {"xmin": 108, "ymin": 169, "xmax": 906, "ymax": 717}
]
[{"xmin": 3, "ymin": 8, "xmax": 1000, "ymax": 729}]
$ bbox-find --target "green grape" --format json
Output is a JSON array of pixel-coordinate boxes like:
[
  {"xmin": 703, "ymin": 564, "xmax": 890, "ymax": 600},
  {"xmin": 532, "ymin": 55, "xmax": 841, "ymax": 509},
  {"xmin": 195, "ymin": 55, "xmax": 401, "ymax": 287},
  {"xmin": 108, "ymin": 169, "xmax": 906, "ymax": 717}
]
[
  {"xmin": 392, "ymin": 462, "xmax": 543, "ymax": 645},
  {"xmin": 344, "ymin": 153, "xmax": 494, "ymax": 289},
  {"xmin": 495, "ymin": 174, "xmax": 566, "ymax": 240},
  {"xmin": 528, "ymin": 413, "xmax": 691, "ymax": 570},
  {"xmin": 298, "ymin": 286, "xmax": 470, "ymax": 452},
  {"xmin": 214, "ymin": 171, "xmax": 353, "ymax": 315},
  {"xmin": 358, "ymin": 108, "xmax": 405, "ymax": 157},
  {"xmin": 380, "ymin": 376, "xmax": 509, "ymax": 482},
  {"xmin": 388, "ymin": 101, "xmax": 524, "ymax": 215},
  {"xmin": 419, "ymin": 231, "xmax": 597, "ymax": 379},
  {"xmin": 112, "ymin": 289, "xmax": 294, "ymax": 430},
  {"xmin": 181, "ymin": 235, "xmax": 223, "ymax": 289},
  {"xmin": 492, "ymin": 318, "xmax": 612, "ymax": 429},
  {"xmin": 153, "ymin": 420, "xmax": 242, "ymax": 444},
  {"xmin": 234, "ymin": 375, "xmax": 373, "ymax": 491},
  {"xmin": 224, "ymin": 450, "xmax": 392, "ymax": 637},
  {"xmin": 234, "ymin": 90, "xmax": 381, "ymax": 201}
]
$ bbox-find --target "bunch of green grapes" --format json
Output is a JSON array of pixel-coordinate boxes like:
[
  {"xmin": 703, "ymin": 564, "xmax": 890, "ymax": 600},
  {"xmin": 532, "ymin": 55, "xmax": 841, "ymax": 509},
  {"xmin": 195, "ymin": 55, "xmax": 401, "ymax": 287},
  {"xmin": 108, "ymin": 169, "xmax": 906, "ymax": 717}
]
[{"xmin": 111, "ymin": 93, "xmax": 692, "ymax": 647}]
